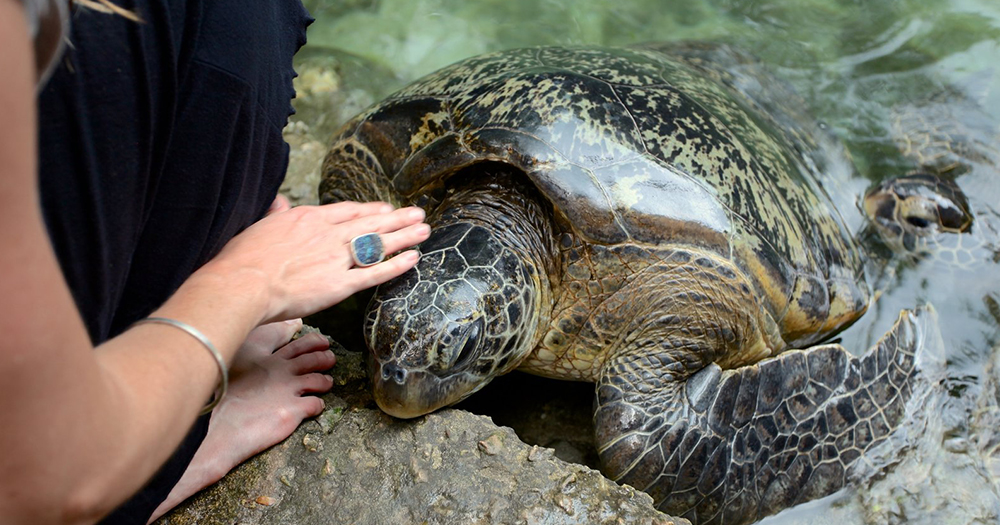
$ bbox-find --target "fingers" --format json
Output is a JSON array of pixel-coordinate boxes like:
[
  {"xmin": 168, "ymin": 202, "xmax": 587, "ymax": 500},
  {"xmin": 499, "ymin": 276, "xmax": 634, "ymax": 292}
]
[
  {"xmin": 380, "ymin": 222, "xmax": 432, "ymax": 255},
  {"xmin": 266, "ymin": 194, "xmax": 291, "ymax": 216},
  {"xmin": 218, "ymin": 199, "xmax": 430, "ymax": 323},
  {"xmin": 340, "ymin": 206, "xmax": 427, "ymax": 241},
  {"xmin": 348, "ymin": 249, "xmax": 421, "ymax": 290},
  {"xmin": 317, "ymin": 200, "xmax": 395, "ymax": 225}
]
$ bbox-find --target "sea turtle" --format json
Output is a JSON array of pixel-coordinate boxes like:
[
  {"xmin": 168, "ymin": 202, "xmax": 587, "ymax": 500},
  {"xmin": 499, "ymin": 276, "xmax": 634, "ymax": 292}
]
[
  {"xmin": 862, "ymin": 88, "xmax": 999, "ymax": 269},
  {"xmin": 319, "ymin": 42, "xmax": 938, "ymax": 524}
]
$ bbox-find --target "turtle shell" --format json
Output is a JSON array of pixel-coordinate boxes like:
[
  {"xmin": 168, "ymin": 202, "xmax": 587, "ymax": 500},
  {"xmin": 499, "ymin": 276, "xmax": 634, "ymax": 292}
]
[{"xmin": 322, "ymin": 43, "xmax": 869, "ymax": 346}]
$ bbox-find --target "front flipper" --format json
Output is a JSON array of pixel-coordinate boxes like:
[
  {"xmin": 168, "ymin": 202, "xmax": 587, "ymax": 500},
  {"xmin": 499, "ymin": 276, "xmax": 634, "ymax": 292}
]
[
  {"xmin": 595, "ymin": 307, "xmax": 936, "ymax": 525},
  {"xmin": 320, "ymin": 122, "xmax": 405, "ymax": 207}
]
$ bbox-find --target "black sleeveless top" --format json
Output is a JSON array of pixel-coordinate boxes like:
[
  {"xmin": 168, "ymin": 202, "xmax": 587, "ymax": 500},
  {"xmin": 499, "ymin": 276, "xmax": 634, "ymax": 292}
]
[{"xmin": 36, "ymin": 1, "xmax": 312, "ymax": 522}]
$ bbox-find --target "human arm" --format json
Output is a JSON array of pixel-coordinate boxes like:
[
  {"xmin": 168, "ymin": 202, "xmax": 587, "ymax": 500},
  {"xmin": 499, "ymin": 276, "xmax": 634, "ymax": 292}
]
[{"xmin": 0, "ymin": 3, "xmax": 429, "ymax": 522}]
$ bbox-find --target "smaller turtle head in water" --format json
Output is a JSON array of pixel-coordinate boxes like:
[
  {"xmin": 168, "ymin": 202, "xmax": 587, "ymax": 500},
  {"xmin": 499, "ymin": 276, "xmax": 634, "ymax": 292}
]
[{"xmin": 863, "ymin": 173, "xmax": 973, "ymax": 254}]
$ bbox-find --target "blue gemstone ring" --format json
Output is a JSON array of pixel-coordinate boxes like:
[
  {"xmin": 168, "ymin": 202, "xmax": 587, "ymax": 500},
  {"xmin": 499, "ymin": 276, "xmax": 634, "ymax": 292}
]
[{"xmin": 349, "ymin": 233, "xmax": 386, "ymax": 267}]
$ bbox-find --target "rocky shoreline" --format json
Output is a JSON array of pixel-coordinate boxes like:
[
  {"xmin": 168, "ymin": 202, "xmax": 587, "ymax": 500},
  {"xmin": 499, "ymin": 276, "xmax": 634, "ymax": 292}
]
[{"xmin": 159, "ymin": 331, "xmax": 685, "ymax": 525}]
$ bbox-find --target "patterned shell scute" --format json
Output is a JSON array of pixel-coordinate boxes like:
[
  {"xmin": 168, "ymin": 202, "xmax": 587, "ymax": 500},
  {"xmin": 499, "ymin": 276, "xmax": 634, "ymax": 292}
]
[{"xmin": 336, "ymin": 44, "xmax": 868, "ymax": 343}]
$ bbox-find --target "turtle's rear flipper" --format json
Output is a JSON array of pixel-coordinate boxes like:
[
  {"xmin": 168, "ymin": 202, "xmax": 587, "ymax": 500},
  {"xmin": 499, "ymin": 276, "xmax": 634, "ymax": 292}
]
[{"xmin": 594, "ymin": 306, "xmax": 939, "ymax": 525}]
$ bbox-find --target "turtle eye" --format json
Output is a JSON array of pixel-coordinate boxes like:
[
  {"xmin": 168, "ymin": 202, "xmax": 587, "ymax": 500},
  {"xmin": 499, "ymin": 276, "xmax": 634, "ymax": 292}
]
[
  {"xmin": 905, "ymin": 216, "xmax": 931, "ymax": 229},
  {"xmin": 451, "ymin": 317, "xmax": 484, "ymax": 370},
  {"xmin": 897, "ymin": 196, "xmax": 941, "ymax": 235}
]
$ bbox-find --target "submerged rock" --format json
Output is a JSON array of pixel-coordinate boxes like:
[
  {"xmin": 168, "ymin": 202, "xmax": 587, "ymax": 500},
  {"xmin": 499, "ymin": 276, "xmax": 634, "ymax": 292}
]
[{"xmin": 158, "ymin": 332, "xmax": 684, "ymax": 525}]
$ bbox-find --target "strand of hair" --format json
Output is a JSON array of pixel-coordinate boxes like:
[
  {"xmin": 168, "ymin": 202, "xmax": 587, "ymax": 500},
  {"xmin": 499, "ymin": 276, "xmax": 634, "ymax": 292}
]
[{"xmin": 75, "ymin": 0, "xmax": 144, "ymax": 23}]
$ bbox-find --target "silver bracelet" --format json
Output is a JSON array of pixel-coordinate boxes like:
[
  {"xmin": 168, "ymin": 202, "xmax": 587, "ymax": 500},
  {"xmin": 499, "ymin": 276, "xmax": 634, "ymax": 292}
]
[{"xmin": 133, "ymin": 317, "xmax": 229, "ymax": 415}]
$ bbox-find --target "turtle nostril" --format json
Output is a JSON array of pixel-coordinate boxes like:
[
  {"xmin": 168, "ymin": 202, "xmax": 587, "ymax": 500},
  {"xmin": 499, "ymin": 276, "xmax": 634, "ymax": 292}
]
[{"xmin": 382, "ymin": 363, "xmax": 408, "ymax": 384}]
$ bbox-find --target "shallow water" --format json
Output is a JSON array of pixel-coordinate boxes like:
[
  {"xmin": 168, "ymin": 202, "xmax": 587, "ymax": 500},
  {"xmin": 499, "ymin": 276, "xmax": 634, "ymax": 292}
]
[{"xmin": 296, "ymin": 0, "xmax": 1000, "ymax": 522}]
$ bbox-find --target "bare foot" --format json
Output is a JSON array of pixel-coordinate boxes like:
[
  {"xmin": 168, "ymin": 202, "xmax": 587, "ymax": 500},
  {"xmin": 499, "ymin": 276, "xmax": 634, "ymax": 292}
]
[
  {"xmin": 147, "ymin": 319, "xmax": 335, "ymax": 522},
  {"xmin": 266, "ymin": 193, "xmax": 291, "ymax": 216}
]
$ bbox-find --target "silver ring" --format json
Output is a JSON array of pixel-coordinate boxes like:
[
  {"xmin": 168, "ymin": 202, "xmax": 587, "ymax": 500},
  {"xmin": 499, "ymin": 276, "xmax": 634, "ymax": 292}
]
[{"xmin": 349, "ymin": 232, "xmax": 386, "ymax": 267}]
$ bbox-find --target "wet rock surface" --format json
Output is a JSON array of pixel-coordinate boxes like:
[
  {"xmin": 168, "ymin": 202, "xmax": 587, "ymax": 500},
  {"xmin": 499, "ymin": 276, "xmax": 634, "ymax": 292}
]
[{"xmin": 158, "ymin": 331, "xmax": 685, "ymax": 525}]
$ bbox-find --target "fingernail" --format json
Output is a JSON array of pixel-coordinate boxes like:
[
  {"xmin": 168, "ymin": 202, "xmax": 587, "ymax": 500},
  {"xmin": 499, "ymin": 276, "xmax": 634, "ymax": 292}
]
[
  {"xmin": 408, "ymin": 207, "xmax": 425, "ymax": 220},
  {"xmin": 380, "ymin": 203, "xmax": 394, "ymax": 214},
  {"xmin": 402, "ymin": 250, "xmax": 420, "ymax": 262},
  {"xmin": 324, "ymin": 374, "xmax": 334, "ymax": 383},
  {"xmin": 416, "ymin": 223, "xmax": 431, "ymax": 235}
]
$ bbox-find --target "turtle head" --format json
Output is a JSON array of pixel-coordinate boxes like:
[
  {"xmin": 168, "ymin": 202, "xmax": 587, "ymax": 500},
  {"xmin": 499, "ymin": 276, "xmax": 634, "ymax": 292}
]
[
  {"xmin": 365, "ymin": 169, "xmax": 555, "ymax": 418},
  {"xmin": 862, "ymin": 173, "xmax": 972, "ymax": 253}
]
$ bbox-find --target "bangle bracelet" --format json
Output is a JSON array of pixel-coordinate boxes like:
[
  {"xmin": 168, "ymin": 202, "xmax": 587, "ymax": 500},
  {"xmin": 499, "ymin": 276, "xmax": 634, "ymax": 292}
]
[{"xmin": 133, "ymin": 317, "xmax": 229, "ymax": 415}]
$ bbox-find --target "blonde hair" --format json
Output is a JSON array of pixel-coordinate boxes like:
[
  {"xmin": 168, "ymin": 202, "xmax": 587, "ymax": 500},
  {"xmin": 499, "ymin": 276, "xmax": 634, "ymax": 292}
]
[{"xmin": 75, "ymin": 0, "xmax": 143, "ymax": 22}]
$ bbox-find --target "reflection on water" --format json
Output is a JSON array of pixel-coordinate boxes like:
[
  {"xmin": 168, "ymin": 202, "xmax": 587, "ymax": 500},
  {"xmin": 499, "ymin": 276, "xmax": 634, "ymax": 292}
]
[{"xmin": 294, "ymin": 0, "xmax": 1000, "ymax": 522}]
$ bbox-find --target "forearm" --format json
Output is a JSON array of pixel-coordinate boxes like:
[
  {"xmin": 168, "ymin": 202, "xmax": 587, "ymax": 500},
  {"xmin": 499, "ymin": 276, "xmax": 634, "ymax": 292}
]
[
  {"xmin": 2, "ymin": 1, "xmax": 426, "ymax": 521},
  {"xmin": 0, "ymin": 192, "xmax": 423, "ymax": 524},
  {"xmin": 83, "ymin": 266, "xmax": 272, "ymax": 509},
  {"xmin": 0, "ymin": 246, "xmax": 271, "ymax": 524}
]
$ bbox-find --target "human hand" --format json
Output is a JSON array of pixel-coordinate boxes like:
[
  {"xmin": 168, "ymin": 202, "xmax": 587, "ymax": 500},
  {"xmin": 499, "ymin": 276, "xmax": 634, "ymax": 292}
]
[{"xmin": 200, "ymin": 201, "xmax": 430, "ymax": 324}]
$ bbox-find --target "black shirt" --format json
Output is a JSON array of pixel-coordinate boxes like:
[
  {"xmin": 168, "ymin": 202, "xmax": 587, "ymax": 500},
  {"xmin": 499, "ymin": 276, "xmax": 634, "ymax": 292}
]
[{"xmin": 37, "ymin": 0, "xmax": 312, "ymax": 522}]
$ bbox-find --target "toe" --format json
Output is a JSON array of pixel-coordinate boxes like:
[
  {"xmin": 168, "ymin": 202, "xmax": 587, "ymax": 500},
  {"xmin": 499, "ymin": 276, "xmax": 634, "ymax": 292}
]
[
  {"xmin": 298, "ymin": 396, "xmax": 326, "ymax": 418},
  {"xmin": 297, "ymin": 373, "xmax": 335, "ymax": 395},
  {"xmin": 275, "ymin": 332, "xmax": 330, "ymax": 359},
  {"xmin": 289, "ymin": 348, "xmax": 337, "ymax": 374},
  {"xmin": 247, "ymin": 319, "xmax": 303, "ymax": 351}
]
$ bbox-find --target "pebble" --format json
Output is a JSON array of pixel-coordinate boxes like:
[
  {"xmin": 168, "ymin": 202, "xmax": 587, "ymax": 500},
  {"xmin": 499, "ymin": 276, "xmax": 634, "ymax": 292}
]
[{"xmin": 478, "ymin": 433, "xmax": 504, "ymax": 455}]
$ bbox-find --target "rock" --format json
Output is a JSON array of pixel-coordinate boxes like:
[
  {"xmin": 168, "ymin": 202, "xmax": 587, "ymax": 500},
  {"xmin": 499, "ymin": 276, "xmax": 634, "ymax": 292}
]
[
  {"xmin": 158, "ymin": 331, "xmax": 686, "ymax": 525},
  {"xmin": 281, "ymin": 121, "xmax": 326, "ymax": 207},
  {"xmin": 280, "ymin": 48, "xmax": 401, "ymax": 207},
  {"xmin": 290, "ymin": 47, "xmax": 400, "ymax": 142},
  {"xmin": 457, "ymin": 370, "xmax": 600, "ymax": 469}
]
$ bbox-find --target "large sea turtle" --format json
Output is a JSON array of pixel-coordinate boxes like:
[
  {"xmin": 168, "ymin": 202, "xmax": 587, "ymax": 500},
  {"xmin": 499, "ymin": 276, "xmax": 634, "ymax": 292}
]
[{"xmin": 319, "ymin": 42, "xmax": 941, "ymax": 524}]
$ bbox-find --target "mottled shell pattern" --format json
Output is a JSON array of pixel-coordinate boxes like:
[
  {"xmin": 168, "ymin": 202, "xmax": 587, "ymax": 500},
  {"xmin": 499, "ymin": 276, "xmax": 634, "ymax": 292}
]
[{"xmin": 322, "ymin": 42, "xmax": 870, "ymax": 348}]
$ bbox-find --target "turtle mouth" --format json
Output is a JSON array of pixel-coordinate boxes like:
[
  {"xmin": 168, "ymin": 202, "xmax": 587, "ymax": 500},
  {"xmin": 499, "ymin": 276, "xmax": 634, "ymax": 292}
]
[{"xmin": 372, "ymin": 362, "xmax": 483, "ymax": 419}]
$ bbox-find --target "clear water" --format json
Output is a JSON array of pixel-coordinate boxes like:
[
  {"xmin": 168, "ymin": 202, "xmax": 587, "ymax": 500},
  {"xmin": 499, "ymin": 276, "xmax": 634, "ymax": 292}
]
[{"xmin": 296, "ymin": 1, "xmax": 1000, "ymax": 522}]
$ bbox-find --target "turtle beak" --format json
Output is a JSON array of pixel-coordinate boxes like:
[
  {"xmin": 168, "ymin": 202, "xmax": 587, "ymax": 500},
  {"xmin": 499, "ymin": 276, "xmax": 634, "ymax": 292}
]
[
  {"xmin": 371, "ymin": 362, "xmax": 470, "ymax": 419},
  {"xmin": 372, "ymin": 362, "xmax": 428, "ymax": 418}
]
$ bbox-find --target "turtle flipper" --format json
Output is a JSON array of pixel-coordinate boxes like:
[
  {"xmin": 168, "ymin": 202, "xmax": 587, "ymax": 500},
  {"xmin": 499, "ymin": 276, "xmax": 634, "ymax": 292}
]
[
  {"xmin": 319, "ymin": 121, "xmax": 404, "ymax": 207},
  {"xmin": 594, "ymin": 307, "xmax": 936, "ymax": 525}
]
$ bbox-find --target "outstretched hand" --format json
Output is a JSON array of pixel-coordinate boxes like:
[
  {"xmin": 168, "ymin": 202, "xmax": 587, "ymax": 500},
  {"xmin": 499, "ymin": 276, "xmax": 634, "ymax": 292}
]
[{"xmin": 201, "ymin": 200, "xmax": 430, "ymax": 324}]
